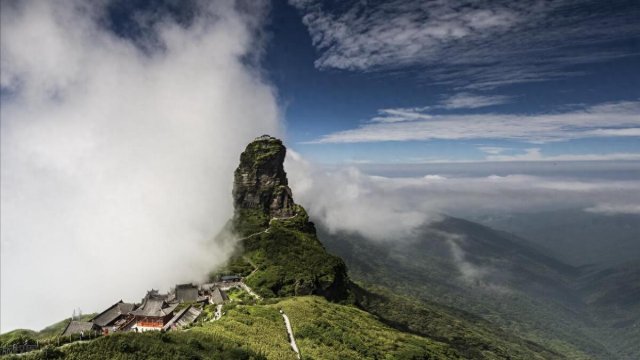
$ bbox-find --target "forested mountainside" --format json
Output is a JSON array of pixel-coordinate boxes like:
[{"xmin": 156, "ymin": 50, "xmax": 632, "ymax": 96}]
[{"xmin": 319, "ymin": 215, "xmax": 640, "ymax": 359}]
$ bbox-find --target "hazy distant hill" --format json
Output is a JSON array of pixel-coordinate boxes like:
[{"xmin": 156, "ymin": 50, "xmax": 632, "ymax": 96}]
[
  {"xmin": 473, "ymin": 209, "xmax": 640, "ymax": 266},
  {"xmin": 576, "ymin": 261, "xmax": 640, "ymax": 359},
  {"xmin": 318, "ymin": 215, "xmax": 639, "ymax": 359}
]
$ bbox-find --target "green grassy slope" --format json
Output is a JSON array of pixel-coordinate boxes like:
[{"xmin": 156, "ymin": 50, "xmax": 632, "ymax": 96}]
[
  {"xmin": 4, "ymin": 331, "xmax": 266, "ymax": 360},
  {"xmin": 0, "ymin": 314, "xmax": 95, "ymax": 347},
  {"xmin": 352, "ymin": 285, "xmax": 567, "ymax": 360},
  {"xmin": 13, "ymin": 295, "xmax": 575, "ymax": 360},
  {"xmin": 9, "ymin": 296, "xmax": 456, "ymax": 359},
  {"xmin": 275, "ymin": 296, "xmax": 456, "ymax": 359},
  {"xmin": 196, "ymin": 302, "xmax": 296, "ymax": 359},
  {"xmin": 245, "ymin": 211, "xmax": 349, "ymax": 300}
]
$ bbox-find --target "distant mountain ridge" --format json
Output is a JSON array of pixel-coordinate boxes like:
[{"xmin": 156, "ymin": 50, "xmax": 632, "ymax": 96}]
[
  {"xmin": 318, "ymin": 214, "xmax": 639, "ymax": 359},
  {"xmin": 473, "ymin": 210, "xmax": 640, "ymax": 266}
]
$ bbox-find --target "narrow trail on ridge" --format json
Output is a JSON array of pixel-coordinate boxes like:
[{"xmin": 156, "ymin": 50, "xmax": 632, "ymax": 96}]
[{"xmin": 281, "ymin": 310, "xmax": 300, "ymax": 359}]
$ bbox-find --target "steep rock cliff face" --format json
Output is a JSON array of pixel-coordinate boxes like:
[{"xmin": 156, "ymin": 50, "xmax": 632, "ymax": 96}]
[
  {"xmin": 232, "ymin": 135, "xmax": 296, "ymax": 219},
  {"xmin": 226, "ymin": 135, "xmax": 351, "ymax": 301}
]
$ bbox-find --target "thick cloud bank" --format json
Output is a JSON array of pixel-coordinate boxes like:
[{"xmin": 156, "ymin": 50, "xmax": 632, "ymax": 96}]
[
  {"xmin": 286, "ymin": 152, "xmax": 640, "ymax": 240},
  {"xmin": 1, "ymin": 0, "xmax": 280, "ymax": 332}
]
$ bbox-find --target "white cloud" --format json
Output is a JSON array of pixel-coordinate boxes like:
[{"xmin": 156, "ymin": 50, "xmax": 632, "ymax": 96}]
[
  {"xmin": 442, "ymin": 232, "xmax": 503, "ymax": 290},
  {"xmin": 584, "ymin": 204, "xmax": 640, "ymax": 215},
  {"xmin": 291, "ymin": 0, "xmax": 639, "ymax": 89},
  {"xmin": 369, "ymin": 93, "xmax": 512, "ymax": 124},
  {"xmin": 285, "ymin": 152, "xmax": 640, "ymax": 240},
  {"xmin": 478, "ymin": 146, "xmax": 510, "ymax": 155},
  {"xmin": 439, "ymin": 92, "xmax": 512, "ymax": 109},
  {"xmin": 485, "ymin": 148, "xmax": 640, "ymax": 162},
  {"xmin": 310, "ymin": 100, "xmax": 640, "ymax": 143},
  {"xmin": 424, "ymin": 175, "xmax": 447, "ymax": 180},
  {"xmin": 285, "ymin": 151, "xmax": 433, "ymax": 240},
  {"xmin": 1, "ymin": 0, "xmax": 280, "ymax": 332},
  {"xmin": 371, "ymin": 107, "xmax": 432, "ymax": 123},
  {"xmin": 293, "ymin": 0, "xmax": 522, "ymax": 71}
]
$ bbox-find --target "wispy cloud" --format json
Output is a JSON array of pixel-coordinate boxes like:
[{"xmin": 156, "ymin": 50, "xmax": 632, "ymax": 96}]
[
  {"xmin": 478, "ymin": 146, "xmax": 510, "ymax": 155},
  {"xmin": 371, "ymin": 106, "xmax": 432, "ymax": 123},
  {"xmin": 369, "ymin": 93, "xmax": 512, "ymax": 124},
  {"xmin": 309, "ymin": 100, "xmax": 640, "ymax": 143},
  {"xmin": 440, "ymin": 92, "xmax": 513, "ymax": 109},
  {"xmin": 585, "ymin": 203, "xmax": 640, "ymax": 215},
  {"xmin": 443, "ymin": 233, "xmax": 490, "ymax": 283},
  {"xmin": 485, "ymin": 148, "xmax": 640, "ymax": 162},
  {"xmin": 290, "ymin": 0, "xmax": 640, "ymax": 89}
]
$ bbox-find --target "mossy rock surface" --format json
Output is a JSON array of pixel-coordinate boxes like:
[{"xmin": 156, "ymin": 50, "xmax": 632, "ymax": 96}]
[{"xmin": 227, "ymin": 136, "xmax": 351, "ymax": 302}]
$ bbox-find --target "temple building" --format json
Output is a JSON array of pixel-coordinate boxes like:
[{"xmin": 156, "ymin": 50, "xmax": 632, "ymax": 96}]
[
  {"xmin": 221, "ymin": 275, "xmax": 241, "ymax": 283},
  {"xmin": 162, "ymin": 305, "xmax": 203, "ymax": 331},
  {"xmin": 129, "ymin": 291, "xmax": 178, "ymax": 332},
  {"xmin": 80, "ymin": 286, "xmax": 213, "ymax": 335},
  {"xmin": 61, "ymin": 321, "xmax": 99, "ymax": 336},
  {"xmin": 210, "ymin": 287, "xmax": 229, "ymax": 304},
  {"xmin": 175, "ymin": 283, "xmax": 199, "ymax": 303},
  {"xmin": 90, "ymin": 300, "xmax": 136, "ymax": 333}
]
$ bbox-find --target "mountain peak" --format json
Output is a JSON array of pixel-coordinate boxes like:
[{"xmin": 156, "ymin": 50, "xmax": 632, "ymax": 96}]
[
  {"xmin": 232, "ymin": 135, "xmax": 296, "ymax": 219},
  {"xmin": 223, "ymin": 136, "xmax": 351, "ymax": 301}
]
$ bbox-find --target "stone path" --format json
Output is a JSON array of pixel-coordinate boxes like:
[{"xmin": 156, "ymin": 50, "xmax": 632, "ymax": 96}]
[
  {"xmin": 280, "ymin": 310, "xmax": 300, "ymax": 359},
  {"xmin": 239, "ymin": 283, "xmax": 262, "ymax": 300}
]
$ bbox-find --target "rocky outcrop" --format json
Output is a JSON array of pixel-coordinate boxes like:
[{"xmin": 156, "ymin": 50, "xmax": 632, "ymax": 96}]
[
  {"xmin": 227, "ymin": 135, "xmax": 352, "ymax": 302},
  {"xmin": 232, "ymin": 135, "xmax": 296, "ymax": 218}
]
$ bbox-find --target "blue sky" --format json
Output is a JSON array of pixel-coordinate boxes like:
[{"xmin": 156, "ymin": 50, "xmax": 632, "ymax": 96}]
[{"xmin": 264, "ymin": 0, "xmax": 640, "ymax": 164}]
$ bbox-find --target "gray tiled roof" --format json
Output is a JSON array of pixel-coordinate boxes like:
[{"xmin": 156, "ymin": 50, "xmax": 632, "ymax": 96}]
[
  {"xmin": 91, "ymin": 301, "xmax": 136, "ymax": 327},
  {"xmin": 61, "ymin": 321, "xmax": 97, "ymax": 336},
  {"xmin": 162, "ymin": 305, "xmax": 202, "ymax": 331},
  {"xmin": 130, "ymin": 297, "xmax": 177, "ymax": 318},
  {"xmin": 221, "ymin": 275, "xmax": 241, "ymax": 281},
  {"xmin": 210, "ymin": 288, "xmax": 229, "ymax": 304},
  {"xmin": 175, "ymin": 283, "xmax": 197, "ymax": 289},
  {"xmin": 176, "ymin": 284, "xmax": 199, "ymax": 302},
  {"xmin": 200, "ymin": 283, "xmax": 216, "ymax": 290}
]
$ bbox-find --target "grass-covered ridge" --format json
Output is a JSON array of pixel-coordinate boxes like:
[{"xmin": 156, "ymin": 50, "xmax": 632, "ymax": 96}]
[
  {"xmin": 11, "ymin": 296, "xmax": 459, "ymax": 360},
  {"xmin": 352, "ymin": 285, "xmax": 567, "ymax": 360},
  {"xmin": 13, "ymin": 295, "xmax": 575, "ymax": 360},
  {"xmin": 4, "ymin": 331, "xmax": 266, "ymax": 360},
  {"xmin": 275, "ymin": 296, "xmax": 457, "ymax": 359},
  {"xmin": 0, "ymin": 314, "xmax": 95, "ymax": 348},
  {"xmin": 231, "ymin": 206, "xmax": 351, "ymax": 301}
]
